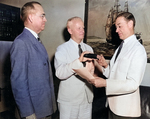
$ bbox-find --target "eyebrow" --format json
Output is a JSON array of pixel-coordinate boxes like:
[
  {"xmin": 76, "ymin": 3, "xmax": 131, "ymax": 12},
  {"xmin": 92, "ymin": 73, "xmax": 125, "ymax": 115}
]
[{"xmin": 116, "ymin": 23, "xmax": 121, "ymax": 26}]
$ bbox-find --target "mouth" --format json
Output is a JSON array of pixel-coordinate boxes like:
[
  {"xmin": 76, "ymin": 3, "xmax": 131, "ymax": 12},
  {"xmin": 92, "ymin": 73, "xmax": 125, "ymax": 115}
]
[
  {"xmin": 81, "ymin": 33, "xmax": 84, "ymax": 36},
  {"xmin": 118, "ymin": 33, "xmax": 122, "ymax": 37}
]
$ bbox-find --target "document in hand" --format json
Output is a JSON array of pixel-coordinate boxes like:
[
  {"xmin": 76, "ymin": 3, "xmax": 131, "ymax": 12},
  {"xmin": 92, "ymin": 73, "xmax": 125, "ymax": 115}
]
[{"xmin": 73, "ymin": 67, "xmax": 95, "ymax": 82}]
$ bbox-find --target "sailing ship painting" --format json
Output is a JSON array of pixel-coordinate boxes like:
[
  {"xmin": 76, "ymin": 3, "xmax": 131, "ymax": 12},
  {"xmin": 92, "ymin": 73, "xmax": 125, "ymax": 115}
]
[
  {"xmin": 105, "ymin": 0, "xmax": 127, "ymax": 45},
  {"xmin": 86, "ymin": 0, "xmax": 150, "ymax": 62}
]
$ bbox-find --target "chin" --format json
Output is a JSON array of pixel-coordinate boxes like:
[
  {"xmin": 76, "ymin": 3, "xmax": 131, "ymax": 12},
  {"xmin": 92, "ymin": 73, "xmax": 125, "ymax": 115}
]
[
  {"xmin": 119, "ymin": 36, "xmax": 123, "ymax": 39},
  {"xmin": 80, "ymin": 36, "xmax": 84, "ymax": 39}
]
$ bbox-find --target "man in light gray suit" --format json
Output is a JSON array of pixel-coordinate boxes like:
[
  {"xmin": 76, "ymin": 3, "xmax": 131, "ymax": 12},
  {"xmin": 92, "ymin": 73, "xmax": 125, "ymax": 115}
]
[
  {"xmin": 54, "ymin": 17, "xmax": 94, "ymax": 119},
  {"xmin": 92, "ymin": 12, "xmax": 147, "ymax": 119},
  {"xmin": 10, "ymin": 2, "xmax": 56, "ymax": 119}
]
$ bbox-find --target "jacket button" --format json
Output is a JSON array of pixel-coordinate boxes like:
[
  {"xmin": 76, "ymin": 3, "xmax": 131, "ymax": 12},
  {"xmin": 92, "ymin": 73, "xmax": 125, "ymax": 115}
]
[{"xmin": 44, "ymin": 63, "xmax": 46, "ymax": 65}]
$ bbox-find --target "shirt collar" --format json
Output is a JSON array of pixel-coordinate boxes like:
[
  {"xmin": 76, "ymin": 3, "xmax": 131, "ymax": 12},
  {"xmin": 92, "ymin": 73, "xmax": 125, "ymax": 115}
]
[
  {"xmin": 70, "ymin": 38, "xmax": 83, "ymax": 50},
  {"xmin": 25, "ymin": 27, "xmax": 38, "ymax": 39},
  {"xmin": 123, "ymin": 34, "xmax": 135, "ymax": 44}
]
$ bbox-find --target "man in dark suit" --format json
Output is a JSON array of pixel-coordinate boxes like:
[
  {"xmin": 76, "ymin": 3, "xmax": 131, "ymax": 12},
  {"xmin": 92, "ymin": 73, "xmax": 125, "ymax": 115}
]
[{"xmin": 10, "ymin": 2, "xmax": 56, "ymax": 119}]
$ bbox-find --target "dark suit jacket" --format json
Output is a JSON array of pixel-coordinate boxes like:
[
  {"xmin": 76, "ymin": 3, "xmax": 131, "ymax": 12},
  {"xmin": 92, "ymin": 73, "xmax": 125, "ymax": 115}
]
[{"xmin": 10, "ymin": 28, "xmax": 56, "ymax": 119}]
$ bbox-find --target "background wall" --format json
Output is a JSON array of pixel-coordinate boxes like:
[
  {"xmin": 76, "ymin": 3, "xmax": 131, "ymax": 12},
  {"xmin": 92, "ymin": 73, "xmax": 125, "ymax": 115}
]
[{"xmin": 0, "ymin": 0, "xmax": 85, "ymax": 60}]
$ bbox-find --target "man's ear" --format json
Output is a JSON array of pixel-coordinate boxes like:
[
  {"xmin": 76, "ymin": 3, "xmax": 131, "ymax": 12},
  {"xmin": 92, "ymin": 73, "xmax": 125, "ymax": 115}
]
[
  {"xmin": 28, "ymin": 14, "xmax": 33, "ymax": 23},
  {"xmin": 68, "ymin": 28, "xmax": 72, "ymax": 35},
  {"xmin": 128, "ymin": 20, "xmax": 133, "ymax": 28}
]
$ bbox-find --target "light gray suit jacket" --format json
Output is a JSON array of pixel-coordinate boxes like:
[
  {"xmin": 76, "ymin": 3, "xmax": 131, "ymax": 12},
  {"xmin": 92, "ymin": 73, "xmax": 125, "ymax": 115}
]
[
  {"xmin": 103, "ymin": 35, "xmax": 147, "ymax": 117},
  {"xmin": 54, "ymin": 39, "xmax": 93, "ymax": 105}
]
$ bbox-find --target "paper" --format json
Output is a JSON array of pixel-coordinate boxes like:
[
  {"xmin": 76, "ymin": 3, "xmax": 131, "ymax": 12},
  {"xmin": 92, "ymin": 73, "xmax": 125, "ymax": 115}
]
[{"xmin": 73, "ymin": 67, "xmax": 95, "ymax": 82}]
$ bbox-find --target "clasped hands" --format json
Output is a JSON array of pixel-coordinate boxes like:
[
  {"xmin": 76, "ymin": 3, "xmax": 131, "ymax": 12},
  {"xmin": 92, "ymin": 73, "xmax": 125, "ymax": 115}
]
[{"xmin": 79, "ymin": 51, "xmax": 107, "ymax": 88}]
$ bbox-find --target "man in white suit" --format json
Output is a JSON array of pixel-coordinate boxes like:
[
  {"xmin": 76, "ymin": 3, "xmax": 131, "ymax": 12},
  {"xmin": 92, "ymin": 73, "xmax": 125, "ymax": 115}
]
[
  {"xmin": 92, "ymin": 12, "xmax": 147, "ymax": 119},
  {"xmin": 54, "ymin": 17, "xmax": 94, "ymax": 119}
]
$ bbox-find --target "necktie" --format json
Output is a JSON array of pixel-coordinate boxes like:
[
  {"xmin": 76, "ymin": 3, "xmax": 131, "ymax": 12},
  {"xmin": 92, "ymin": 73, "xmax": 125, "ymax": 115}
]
[
  {"xmin": 114, "ymin": 41, "xmax": 124, "ymax": 62},
  {"xmin": 78, "ymin": 44, "xmax": 86, "ymax": 66},
  {"xmin": 37, "ymin": 37, "xmax": 42, "ymax": 43},
  {"xmin": 78, "ymin": 44, "xmax": 83, "ymax": 56}
]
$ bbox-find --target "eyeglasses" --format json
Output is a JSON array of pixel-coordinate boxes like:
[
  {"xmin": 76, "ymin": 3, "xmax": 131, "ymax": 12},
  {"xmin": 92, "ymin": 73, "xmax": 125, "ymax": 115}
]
[{"xmin": 36, "ymin": 13, "xmax": 46, "ymax": 19}]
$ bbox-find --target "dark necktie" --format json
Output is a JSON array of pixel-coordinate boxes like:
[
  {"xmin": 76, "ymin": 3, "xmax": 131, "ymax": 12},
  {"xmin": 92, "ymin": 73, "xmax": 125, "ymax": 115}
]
[
  {"xmin": 114, "ymin": 41, "xmax": 124, "ymax": 62},
  {"xmin": 37, "ymin": 37, "xmax": 42, "ymax": 43},
  {"xmin": 78, "ymin": 44, "xmax": 83, "ymax": 56},
  {"xmin": 78, "ymin": 44, "xmax": 86, "ymax": 66}
]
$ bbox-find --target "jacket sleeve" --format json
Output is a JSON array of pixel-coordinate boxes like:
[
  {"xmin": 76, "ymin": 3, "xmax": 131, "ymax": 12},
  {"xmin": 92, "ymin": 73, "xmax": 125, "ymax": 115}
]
[
  {"xmin": 54, "ymin": 45, "xmax": 83, "ymax": 80},
  {"xmin": 106, "ymin": 47, "xmax": 147, "ymax": 95},
  {"xmin": 10, "ymin": 40, "xmax": 34, "ymax": 117},
  {"xmin": 103, "ymin": 65, "xmax": 110, "ymax": 78}
]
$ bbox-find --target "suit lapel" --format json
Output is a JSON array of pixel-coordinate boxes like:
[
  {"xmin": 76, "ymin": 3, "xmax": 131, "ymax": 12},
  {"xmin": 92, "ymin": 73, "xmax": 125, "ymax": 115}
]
[
  {"xmin": 34, "ymin": 43, "xmax": 48, "ymax": 60},
  {"xmin": 110, "ymin": 39, "xmax": 133, "ymax": 70},
  {"xmin": 23, "ymin": 29, "xmax": 49, "ymax": 61},
  {"xmin": 111, "ymin": 49, "xmax": 125, "ymax": 70}
]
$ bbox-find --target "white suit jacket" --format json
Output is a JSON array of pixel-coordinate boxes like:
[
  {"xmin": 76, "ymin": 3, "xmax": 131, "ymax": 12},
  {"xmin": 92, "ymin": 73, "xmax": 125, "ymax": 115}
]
[
  {"xmin": 103, "ymin": 35, "xmax": 147, "ymax": 117},
  {"xmin": 54, "ymin": 39, "xmax": 94, "ymax": 105}
]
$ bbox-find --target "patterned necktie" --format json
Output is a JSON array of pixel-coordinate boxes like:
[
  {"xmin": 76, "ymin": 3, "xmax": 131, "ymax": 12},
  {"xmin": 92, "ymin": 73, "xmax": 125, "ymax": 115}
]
[{"xmin": 114, "ymin": 41, "xmax": 124, "ymax": 62}]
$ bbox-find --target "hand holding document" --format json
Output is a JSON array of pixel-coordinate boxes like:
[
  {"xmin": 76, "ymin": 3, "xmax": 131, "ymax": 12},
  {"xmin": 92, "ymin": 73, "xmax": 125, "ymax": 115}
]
[
  {"xmin": 73, "ymin": 67, "xmax": 95, "ymax": 82},
  {"xmin": 73, "ymin": 59, "xmax": 106, "ymax": 87},
  {"xmin": 73, "ymin": 60, "xmax": 95, "ymax": 83}
]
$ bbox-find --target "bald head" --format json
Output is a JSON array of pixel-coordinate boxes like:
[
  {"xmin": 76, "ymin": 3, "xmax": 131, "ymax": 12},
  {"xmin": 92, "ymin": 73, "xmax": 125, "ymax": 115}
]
[
  {"xmin": 67, "ymin": 17, "xmax": 83, "ymax": 29},
  {"xmin": 67, "ymin": 17, "xmax": 84, "ymax": 44}
]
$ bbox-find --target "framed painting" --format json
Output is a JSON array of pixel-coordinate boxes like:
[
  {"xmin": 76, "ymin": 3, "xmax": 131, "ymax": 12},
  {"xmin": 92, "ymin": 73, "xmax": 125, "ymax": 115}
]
[{"xmin": 85, "ymin": 0, "xmax": 150, "ymax": 62}]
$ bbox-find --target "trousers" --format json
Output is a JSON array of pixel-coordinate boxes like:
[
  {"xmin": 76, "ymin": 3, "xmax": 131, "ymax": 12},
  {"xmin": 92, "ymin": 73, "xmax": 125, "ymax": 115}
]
[{"xmin": 23, "ymin": 114, "xmax": 51, "ymax": 119}]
